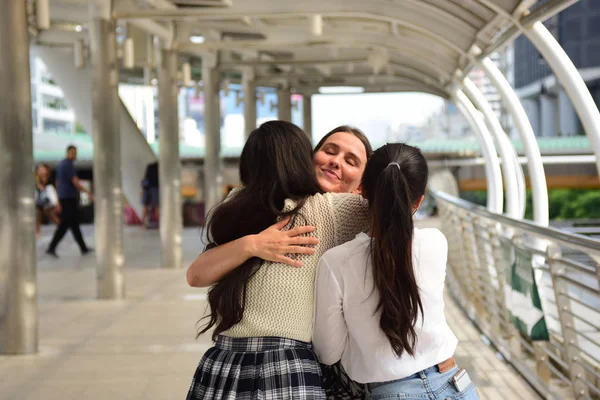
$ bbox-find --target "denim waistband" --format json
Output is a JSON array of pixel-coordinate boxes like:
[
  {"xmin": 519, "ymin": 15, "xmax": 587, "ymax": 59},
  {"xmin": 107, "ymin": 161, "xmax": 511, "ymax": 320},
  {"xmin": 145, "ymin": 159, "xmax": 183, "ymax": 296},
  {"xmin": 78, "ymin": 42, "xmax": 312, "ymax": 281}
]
[{"xmin": 366, "ymin": 365, "xmax": 448, "ymax": 392}]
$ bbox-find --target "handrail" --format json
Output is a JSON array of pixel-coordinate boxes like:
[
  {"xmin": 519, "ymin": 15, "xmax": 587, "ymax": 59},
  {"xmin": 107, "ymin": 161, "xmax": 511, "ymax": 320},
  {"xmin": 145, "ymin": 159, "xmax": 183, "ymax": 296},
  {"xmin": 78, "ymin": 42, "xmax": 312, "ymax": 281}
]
[
  {"xmin": 430, "ymin": 188, "xmax": 600, "ymax": 253},
  {"xmin": 430, "ymin": 188, "xmax": 600, "ymax": 400}
]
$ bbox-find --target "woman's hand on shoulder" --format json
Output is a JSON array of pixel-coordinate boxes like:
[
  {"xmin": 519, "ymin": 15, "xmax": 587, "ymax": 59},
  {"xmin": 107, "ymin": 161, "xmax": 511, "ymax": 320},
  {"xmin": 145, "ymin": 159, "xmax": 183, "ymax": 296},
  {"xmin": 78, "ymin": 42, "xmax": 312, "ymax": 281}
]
[{"xmin": 247, "ymin": 216, "xmax": 320, "ymax": 267}]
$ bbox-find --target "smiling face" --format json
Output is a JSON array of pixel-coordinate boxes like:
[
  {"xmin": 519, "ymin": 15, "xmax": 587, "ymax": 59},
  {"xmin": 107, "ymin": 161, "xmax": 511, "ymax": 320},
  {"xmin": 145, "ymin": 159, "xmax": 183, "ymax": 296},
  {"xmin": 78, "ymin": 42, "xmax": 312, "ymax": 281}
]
[{"xmin": 313, "ymin": 131, "xmax": 369, "ymax": 194}]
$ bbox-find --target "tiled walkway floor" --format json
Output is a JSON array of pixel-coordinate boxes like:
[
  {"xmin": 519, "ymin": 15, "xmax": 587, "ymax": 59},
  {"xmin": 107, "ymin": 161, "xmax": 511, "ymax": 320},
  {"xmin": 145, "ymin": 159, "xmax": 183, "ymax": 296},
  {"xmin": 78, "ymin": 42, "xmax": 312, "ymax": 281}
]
[{"xmin": 0, "ymin": 220, "xmax": 541, "ymax": 399}]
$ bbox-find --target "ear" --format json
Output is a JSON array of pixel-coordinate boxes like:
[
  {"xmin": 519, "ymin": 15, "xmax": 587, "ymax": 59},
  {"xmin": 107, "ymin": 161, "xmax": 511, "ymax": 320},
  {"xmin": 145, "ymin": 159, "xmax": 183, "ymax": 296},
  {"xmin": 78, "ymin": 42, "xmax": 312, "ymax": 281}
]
[
  {"xmin": 413, "ymin": 194, "xmax": 425, "ymax": 211},
  {"xmin": 351, "ymin": 183, "xmax": 363, "ymax": 195}
]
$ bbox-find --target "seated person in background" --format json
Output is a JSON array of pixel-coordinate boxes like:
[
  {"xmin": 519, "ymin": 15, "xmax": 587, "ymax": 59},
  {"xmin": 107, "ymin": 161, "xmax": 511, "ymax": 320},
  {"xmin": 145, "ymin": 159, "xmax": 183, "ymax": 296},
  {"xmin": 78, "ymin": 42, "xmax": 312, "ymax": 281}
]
[
  {"xmin": 141, "ymin": 161, "xmax": 159, "ymax": 228},
  {"xmin": 35, "ymin": 163, "xmax": 61, "ymax": 238}
]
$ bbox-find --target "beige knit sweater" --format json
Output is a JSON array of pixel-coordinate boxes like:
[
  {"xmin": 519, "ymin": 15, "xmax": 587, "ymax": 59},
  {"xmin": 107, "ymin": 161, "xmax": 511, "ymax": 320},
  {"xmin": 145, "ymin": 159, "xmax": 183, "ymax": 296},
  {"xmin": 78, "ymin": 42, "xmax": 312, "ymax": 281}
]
[{"xmin": 223, "ymin": 192, "xmax": 369, "ymax": 342}]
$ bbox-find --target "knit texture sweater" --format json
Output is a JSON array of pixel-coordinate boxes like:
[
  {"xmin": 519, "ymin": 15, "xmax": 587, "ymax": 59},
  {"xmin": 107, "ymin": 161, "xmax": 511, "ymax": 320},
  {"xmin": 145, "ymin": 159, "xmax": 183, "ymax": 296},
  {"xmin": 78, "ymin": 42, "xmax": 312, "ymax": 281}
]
[{"xmin": 224, "ymin": 192, "xmax": 369, "ymax": 342}]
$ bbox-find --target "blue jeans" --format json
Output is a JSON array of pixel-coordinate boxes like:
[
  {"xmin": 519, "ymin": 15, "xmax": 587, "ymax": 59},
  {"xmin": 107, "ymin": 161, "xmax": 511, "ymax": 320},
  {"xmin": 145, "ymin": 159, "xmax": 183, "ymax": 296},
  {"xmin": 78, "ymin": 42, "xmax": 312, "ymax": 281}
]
[{"xmin": 366, "ymin": 365, "xmax": 480, "ymax": 399}]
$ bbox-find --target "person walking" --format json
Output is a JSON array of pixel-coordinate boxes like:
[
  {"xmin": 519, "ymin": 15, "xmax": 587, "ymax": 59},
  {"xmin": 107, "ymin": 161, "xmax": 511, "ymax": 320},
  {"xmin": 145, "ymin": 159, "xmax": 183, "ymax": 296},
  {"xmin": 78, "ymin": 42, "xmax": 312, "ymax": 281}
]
[{"xmin": 46, "ymin": 145, "xmax": 94, "ymax": 258}]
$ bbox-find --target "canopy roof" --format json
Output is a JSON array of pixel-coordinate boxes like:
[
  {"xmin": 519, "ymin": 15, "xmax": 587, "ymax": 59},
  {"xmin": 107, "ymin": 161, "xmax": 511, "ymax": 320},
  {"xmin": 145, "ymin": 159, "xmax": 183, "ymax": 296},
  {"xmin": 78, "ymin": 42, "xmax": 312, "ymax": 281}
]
[{"xmin": 43, "ymin": 0, "xmax": 575, "ymax": 96}]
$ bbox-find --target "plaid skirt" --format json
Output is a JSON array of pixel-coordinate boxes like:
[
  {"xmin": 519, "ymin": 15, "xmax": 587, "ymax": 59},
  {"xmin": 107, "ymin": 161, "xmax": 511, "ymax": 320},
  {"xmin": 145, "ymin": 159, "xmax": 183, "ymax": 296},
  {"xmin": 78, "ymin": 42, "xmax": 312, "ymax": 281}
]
[{"xmin": 186, "ymin": 335, "xmax": 326, "ymax": 400}]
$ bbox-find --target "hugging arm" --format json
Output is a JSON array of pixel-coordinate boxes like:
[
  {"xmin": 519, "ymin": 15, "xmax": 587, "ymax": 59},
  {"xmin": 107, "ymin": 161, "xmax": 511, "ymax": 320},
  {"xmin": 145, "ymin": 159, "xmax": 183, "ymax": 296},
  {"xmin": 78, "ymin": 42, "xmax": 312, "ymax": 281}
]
[{"xmin": 186, "ymin": 216, "xmax": 320, "ymax": 287}]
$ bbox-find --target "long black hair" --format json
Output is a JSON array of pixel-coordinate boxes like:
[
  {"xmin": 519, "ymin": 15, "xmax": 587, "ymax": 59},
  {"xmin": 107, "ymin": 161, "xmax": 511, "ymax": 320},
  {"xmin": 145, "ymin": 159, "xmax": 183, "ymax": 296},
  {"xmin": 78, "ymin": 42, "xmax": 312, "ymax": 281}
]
[
  {"xmin": 198, "ymin": 120, "xmax": 323, "ymax": 340},
  {"xmin": 361, "ymin": 143, "xmax": 428, "ymax": 357}
]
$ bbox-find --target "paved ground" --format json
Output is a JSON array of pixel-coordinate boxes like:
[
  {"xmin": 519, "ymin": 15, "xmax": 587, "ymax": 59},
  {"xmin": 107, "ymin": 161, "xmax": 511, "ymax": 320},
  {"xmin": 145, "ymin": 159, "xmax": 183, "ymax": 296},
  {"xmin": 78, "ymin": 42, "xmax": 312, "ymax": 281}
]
[{"xmin": 0, "ymin": 220, "xmax": 541, "ymax": 399}]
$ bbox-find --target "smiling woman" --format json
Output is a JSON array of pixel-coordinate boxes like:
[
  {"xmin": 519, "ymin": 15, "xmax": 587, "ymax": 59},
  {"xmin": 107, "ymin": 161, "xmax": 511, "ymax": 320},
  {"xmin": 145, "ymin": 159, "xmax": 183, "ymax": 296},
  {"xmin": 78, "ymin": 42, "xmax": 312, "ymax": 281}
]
[{"xmin": 313, "ymin": 126, "xmax": 373, "ymax": 194}]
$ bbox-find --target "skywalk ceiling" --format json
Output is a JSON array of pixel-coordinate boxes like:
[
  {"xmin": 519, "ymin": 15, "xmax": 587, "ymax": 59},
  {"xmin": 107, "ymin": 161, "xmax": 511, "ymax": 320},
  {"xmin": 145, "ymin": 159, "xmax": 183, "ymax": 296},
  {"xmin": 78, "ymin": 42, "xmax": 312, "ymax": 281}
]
[{"xmin": 44, "ymin": 0, "xmax": 573, "ymax": 96}]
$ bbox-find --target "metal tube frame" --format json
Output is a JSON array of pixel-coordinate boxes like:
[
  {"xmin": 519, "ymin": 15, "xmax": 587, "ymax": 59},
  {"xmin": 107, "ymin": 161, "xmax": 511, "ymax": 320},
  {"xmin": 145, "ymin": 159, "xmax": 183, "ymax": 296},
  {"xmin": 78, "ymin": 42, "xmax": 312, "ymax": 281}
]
[
  {"xmin": 203, "ymin": 62, "xmax": 223, "ymax": 216},
  {"xmin": 453, "ymin": 89, "xmax": 503, "ymax": 214},
  {"xmin": 158, "ymin": 48, "xmax": 183, "ymax": 269},
  {"xmin": 90, "ymin": 18, "xmax": 125, "ymax": 298},
  {"xmin": 478, "ymin": 57, "xmax": 549, "ymax": 226},
  {"xmin": 432, "ymin": 187, "xmax": 600, "ymax": 399},
  {"xmin": 0, "ymin": 0, "xmax": 37, "ymax": 354},
  {"xmin": 243, "ymin": 69, "xmax": 257, "ymax": 140},
  {"xmin": 277, "ymin": 87, "xmax": 292, "ymax": 122},
  {"xmin": 462, "ymin": 77, "xmax": 523, "ymax": 218},
  {"xmin": 303, "ymin": 94, "xmax": 313, "ymax": 140}
]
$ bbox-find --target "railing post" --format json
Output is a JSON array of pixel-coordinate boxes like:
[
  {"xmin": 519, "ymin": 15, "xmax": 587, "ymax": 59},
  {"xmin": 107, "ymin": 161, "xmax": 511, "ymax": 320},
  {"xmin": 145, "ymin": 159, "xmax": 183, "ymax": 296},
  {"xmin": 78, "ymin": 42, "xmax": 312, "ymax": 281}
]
[
  {"xmin": 462, "ymin": 215, "xmax": 486, "ymax": 320},
  {"xmin": 534, "ymin": 342, "xmax": 552, "ymax": 386},
  {"xmin": 546, "ymin": 244, "xmax": 589, "ymax": 398}
]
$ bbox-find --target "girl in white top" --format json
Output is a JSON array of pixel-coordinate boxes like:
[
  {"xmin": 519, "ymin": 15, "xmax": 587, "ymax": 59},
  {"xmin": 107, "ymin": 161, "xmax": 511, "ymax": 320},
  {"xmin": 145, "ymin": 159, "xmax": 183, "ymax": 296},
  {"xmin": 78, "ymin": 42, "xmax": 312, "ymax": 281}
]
[{"xmin": 313, "ymin": 143, "xmax": 480, "ymax": 399}]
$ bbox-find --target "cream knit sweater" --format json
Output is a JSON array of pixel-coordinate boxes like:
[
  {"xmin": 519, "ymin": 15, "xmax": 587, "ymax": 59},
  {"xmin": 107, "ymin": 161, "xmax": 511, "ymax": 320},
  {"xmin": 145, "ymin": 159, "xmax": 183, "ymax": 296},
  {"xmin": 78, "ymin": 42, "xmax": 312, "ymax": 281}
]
[{"xmin": 223, "ymin": 192, "xmax": 369, "ymax": 342}]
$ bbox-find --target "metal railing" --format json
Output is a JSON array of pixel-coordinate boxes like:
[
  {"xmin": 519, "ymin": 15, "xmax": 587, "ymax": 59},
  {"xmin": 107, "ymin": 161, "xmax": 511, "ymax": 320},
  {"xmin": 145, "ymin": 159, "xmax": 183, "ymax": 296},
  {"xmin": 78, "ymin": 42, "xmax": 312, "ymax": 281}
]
[{"xmin": 431, "ymin": 189, "xmax": 600, "ymax": 400}]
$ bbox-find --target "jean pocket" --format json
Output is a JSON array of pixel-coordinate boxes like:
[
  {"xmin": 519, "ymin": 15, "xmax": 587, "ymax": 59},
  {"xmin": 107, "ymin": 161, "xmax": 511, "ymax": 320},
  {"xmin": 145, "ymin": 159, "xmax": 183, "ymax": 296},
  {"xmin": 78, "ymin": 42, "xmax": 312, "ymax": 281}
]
[{"xmin": 442, "ymin": 382, "xmax": 480, "ymax": 400}]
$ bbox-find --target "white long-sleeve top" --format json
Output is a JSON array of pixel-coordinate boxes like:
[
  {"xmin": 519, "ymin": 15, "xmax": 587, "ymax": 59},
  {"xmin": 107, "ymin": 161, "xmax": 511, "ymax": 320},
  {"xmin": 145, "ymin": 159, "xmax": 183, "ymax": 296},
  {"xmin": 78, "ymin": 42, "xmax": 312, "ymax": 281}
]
[{"xmin": 312, "ymin": 228, "xmax": 458, "ymax": 383}]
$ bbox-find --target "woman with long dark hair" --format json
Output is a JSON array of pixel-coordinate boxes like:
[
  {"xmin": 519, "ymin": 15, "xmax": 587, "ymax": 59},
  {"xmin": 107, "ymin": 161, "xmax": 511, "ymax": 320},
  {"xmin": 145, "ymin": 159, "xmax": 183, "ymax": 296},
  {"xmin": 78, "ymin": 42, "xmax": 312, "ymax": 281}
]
[
  {"xmin": 185, "ymin": 121, "xmax": 369, "ymax": 399},
  {"xmin": 313, "ymin": 143, "xmax": 480, "ymax": 399}
]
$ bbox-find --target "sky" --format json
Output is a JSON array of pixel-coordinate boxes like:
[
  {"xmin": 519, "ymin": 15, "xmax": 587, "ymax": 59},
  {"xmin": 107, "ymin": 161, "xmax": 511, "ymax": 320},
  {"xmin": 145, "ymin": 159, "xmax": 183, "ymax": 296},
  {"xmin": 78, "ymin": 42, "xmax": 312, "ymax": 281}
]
[{"xmin": 311, "ymin": 92, "xmax": 445, "ymax": 144}]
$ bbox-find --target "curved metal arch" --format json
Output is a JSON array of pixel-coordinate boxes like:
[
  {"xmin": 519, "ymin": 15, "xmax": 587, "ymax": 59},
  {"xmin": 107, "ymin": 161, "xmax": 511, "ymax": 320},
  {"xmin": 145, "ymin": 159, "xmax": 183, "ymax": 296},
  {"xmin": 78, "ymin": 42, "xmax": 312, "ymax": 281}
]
[
  {"xmin": 454, "ymin": 89, "xmax": 503, "ymax": 214},
  {"xmin": 297, "ymin": 83, "xmax": 449, "ymax": 99},
  {"xmin": 189, "ymin": 12, "xmax": 467, "ymax": 56},
  {"xmin": 186, "ymin": 45, "xmax": 453, "ymax": 88},
  {"xmin": 478, "ymin": 57, "xmax": 549, "ymax": 226},
  {"xmin": 325, "ymin": 74, "xmax": 449, "ymax": 94},
  {"xmin": 462, "ymin": 77, "xmax": 523, "ymax": 218},
  {"xmin": 116, "ymin": 4, "xmax": 478, "ymax": 53},
  {"xmin": 182, "ymin": 36, "xmax": 457, "ymax": 76}
]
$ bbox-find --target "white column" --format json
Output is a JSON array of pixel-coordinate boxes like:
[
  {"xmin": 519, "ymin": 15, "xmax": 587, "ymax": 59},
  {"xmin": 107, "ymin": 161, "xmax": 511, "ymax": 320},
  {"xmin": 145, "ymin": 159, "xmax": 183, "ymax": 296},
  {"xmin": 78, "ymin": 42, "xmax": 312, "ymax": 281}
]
[
  {"xmin": 90, "ymin": 18, "xmax": 125, "ymax": 298},
  {"xmin": 303, "ymin": 94, "xmax": 313, "ymax": 140},
  {"xmin": 0, "ymin": 0, "xmax": 37, "ymax": 354},
  {"xmin": 525, "ymin": 21, "xmax": 600, "ymax": 175},
  {"xmin": 454, "ymin": 90, "xmax": 503, "ymax": 214},
  {"xmin": 277, "ymin": 87, "xmax": 292, "ymax": 122},
  {"xmin": 203, "ymin": 61, "xmax": 222, "ymax": 216},
  {"xmin": 463, "ymin": 78, "xmax": 522, "ymax": 218},
  {"xmin": 540, "ymin": 93, "xmax": 556, "ymax": 137},
  {"xmin": 158, "ymin": 49, "xmax": 183, "ymax": 269},
  {"xmin": 243, "ymin": 69, "xmax": 257, "ymax": 140},
  {"xmin": 479, "ymin": 57, "xmax": 549, "ymax": 226},
  {"xmin": 559, "ymin": 89, "xmax": 579, "ymax": 136}
]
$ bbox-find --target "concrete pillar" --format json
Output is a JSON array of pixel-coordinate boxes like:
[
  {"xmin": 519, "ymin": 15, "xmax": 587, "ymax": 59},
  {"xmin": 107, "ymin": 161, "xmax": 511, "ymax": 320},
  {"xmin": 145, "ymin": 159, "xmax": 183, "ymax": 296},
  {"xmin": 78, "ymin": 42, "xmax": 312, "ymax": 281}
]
[
  {"xmin": 243, "ymin": 70, "xmax": 257, "ymax": 140},
  {"xmin": 540, "ymin": 93, "xmax": 557, "ymax": 137},
  {"xmin": 203, "ymin": 62, "xmax": 222, "ymax": 216},
  {"xmin": 90, "ymin": 18, "xmax": 125, "ymax": 298},
  {"xmin": 523, "ymin": 98, "xmax": 541, "ymax": 137},
  {"xmin": 158, "ymin": 49, "xmax": 182, "ymax": 269},
  {"xmin": 277, "ymin": 87, "xmax": 292, "ymax": 122},
  {"xmin": 303, "ymin": 94, "xmax": 313, "ymax": 140},
  {"xmin": 559, "ymin": 89, "xmax": 579, "ymax": 136},
  {"xmin": 0, "ymin": 0, "xmax": 37, "ymax": 354}
]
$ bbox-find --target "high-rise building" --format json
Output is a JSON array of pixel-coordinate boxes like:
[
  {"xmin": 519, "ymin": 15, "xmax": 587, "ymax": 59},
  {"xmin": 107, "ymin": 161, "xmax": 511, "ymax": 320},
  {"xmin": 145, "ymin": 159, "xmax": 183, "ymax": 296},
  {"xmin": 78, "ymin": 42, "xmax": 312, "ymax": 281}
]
[{"xmin": 514, "ymin": 0, "xmax": 600, "ymax": 137}]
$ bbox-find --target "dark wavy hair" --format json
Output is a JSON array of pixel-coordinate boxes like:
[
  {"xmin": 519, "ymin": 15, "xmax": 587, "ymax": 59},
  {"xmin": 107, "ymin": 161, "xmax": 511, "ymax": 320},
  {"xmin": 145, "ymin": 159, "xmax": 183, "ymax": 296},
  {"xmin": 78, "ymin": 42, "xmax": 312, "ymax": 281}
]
[
  {"xmin": 361, "ymin": 143, "xmax": 428, "ymax": 357},
  {"xmin": 314, "ymin": 125, "xmax": 373, "ymax": 159},
  {"xmin": 198, "ymin": 120, "xmax": 323, "ymax": 340}
]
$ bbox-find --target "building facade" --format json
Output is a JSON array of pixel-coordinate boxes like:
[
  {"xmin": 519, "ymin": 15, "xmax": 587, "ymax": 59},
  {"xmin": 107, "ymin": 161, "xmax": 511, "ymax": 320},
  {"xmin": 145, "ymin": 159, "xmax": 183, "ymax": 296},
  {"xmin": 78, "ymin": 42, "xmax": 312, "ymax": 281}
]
[
  {"xmin": 30, "ymin": 56, "xmax": 76, "ymax": 135},
  {"xmin": 515, "ymin": 0, "xmax": 600, "ymax": 137}
]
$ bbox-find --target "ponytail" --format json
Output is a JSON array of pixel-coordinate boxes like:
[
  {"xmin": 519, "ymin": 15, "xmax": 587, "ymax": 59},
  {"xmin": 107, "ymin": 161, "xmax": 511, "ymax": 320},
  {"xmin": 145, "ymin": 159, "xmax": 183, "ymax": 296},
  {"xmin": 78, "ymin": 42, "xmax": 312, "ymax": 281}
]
[{"xmin": 362, "ymin": 144, "xmax": 428, "ymax": 358}]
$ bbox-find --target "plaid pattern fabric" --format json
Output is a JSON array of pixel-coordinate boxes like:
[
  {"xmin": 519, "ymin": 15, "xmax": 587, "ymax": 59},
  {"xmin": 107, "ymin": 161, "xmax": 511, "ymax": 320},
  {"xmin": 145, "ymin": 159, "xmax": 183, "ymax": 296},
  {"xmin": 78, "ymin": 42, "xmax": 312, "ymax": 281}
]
[
  {"xmin": 321, "ymin": 362, "xmax": 365, "ymax": 400},
  {"xmin": 187, "ymin": 336, "xmax": 326, "ymax": 400}
]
